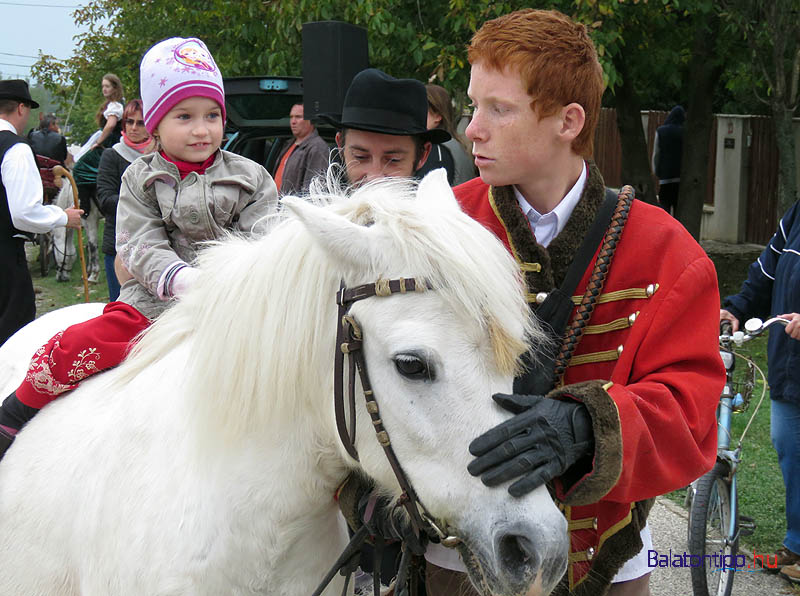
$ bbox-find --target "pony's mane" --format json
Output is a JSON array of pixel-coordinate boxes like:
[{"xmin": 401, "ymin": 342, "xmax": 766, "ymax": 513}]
[{"xmin": 122, "ymin": 176, "xmax": 543, "ymax": 437}]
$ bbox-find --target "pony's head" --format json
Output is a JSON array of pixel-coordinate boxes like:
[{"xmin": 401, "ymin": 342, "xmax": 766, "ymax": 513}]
[{"xmin": 284, "ymin": 170, "xmax": 568, "ymax": 595}]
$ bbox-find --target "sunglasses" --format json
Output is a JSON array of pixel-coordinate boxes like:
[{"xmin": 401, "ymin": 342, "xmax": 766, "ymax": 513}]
[{"xmin": 124, "ymin": 118, "xmax": 146, "ymax": 127}]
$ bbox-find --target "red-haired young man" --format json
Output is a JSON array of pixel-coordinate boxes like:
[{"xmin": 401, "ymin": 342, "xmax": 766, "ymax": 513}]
[{"xmin": 447, "ymin": 9, "xmax": 724, "ymax": 596}]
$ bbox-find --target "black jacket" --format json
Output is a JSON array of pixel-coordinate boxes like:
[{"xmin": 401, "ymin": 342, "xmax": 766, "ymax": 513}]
[
  {"xmin": 28, "ymin": 129, "xmax": 67, "ymax": 164},
  {"xmin": 96, "ymin": 148, "xmax": 131, "ymax": 256}
]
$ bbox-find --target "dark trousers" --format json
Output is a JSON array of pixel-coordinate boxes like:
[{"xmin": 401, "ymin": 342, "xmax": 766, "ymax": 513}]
[
  {"xmin": 0, "ymin": 238, "xmax": 35, "ymax": 346},
  {"xmin": 657, "ymin": 182, "xmax": 679, "ymax": 215}
]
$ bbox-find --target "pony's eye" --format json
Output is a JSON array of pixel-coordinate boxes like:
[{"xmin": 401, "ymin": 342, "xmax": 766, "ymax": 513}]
[{"xmin": 393, "ymin": 353, "xmax": 435, "ymax": 381}]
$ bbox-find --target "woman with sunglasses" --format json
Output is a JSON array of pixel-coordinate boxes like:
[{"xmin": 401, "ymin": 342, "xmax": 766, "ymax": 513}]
[{"xmin": 96, "ymin": 99, "xmax": 155, "ymax": 300}]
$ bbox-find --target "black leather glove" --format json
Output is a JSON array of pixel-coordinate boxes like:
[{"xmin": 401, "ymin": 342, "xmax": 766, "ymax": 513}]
[
  {"xmin": 359, "ymin": 491, "xmax": 428, "ymax": 556},
  {"xmin": 468, "ymin": 393, "xmax": 595, "ymax": 497}
]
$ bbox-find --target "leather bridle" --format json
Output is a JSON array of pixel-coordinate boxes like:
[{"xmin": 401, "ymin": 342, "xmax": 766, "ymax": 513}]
[{"xmin": 333, "ymin": 277, "xmax": 460, "ymax": 547}]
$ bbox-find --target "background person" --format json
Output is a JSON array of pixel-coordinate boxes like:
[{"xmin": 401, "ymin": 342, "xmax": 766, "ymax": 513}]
[
  {"xmin": 96, "ymin": 99, "xmax": 156, "ymax": 301},
  {"xmin": 72, "ymin": 74, "xmax": 125, "ymax": 218},
  {"xmin": 720, "ymin": 201, "xmax": 800, "ymax": 582},
  {"xmin": 416, "ymin": 83, "xmax": 476, "ymax": 186},
  {"xmin": 651, "ymin": 105, "xmax": 684, "ymax": 215},
  {"xmin": 272, "ymin": 101, "xmax": 329, "ymax": 195},
  {"xmin": 28, "ymin": 113, "xmax": 67, "ymax": 164},
  {"xmin": 322, "ymin": 68, "xmax": 448, "ymax": 187},
  {"xmin": 0, "ymin": 79, "xmax": 82, "ymax": 348}
]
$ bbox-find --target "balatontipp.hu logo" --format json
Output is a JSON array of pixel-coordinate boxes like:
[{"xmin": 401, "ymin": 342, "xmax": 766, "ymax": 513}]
[{"xmin": 648, "ymin": 549, "xmax": 778, "ymax": 572}]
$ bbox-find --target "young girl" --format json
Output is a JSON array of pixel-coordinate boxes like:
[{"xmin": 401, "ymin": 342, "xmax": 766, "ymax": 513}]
[
  {"xmin": 0, "ymin": 37, "xmax": 278, "ymax": 458},
  {"xmin": 73, "ymin": 73, "xmax": 125, "ymax": 216}
]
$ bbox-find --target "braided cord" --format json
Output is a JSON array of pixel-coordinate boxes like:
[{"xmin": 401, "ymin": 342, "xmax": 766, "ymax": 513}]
[{"xmin": 552, "ymin": 186, "xmax": 635, "ymax": 383}]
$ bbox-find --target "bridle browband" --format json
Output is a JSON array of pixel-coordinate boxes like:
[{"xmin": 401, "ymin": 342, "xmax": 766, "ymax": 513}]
[{"xmin": 333, "ymin": 276, "xmax": 460, "ymax": 548}]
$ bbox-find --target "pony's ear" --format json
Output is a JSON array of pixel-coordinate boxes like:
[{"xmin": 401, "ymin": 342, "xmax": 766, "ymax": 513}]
[
  {"xmin": 282, "ymin": 196, "xmax": 378, "ymax": 268},
  {"xmin": 417, "ymin": 168, "xmax": 460, "ymax": 211}
]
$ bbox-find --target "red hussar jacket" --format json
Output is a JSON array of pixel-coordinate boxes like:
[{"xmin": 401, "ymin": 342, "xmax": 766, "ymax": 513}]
[{"xmin": 455, "ymin": 163, "xmax": 724, "ymax": 595}]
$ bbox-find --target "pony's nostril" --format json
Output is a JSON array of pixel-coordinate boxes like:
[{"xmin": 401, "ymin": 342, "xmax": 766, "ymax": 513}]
[{"xmin": 498, "ymin": 533, "xmax": 539, "ymax": 573}]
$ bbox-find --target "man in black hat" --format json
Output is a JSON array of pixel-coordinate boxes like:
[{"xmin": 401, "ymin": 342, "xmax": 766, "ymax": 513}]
[
  {"xmin": 0, "ymin": 79, "xmax": 82, "ymax": 346},
  {"xmin": 322, "ymin": 68, "xmax": 450, "ymax": 185}
]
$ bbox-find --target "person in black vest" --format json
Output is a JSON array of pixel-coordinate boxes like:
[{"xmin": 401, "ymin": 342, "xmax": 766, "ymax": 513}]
[
  {"xmin": 652, "ymin": 105, "xmax": 685, "ymax": 215},
  {"xmin": 28, "ymin": 113, "xmax": 67, "ymax": 164},
  {"xmin": 0, "ymin": 80, "xmax": 82, "ymax": 346}
]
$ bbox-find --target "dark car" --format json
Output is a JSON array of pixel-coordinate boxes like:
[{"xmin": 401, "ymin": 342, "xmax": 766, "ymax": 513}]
[{"xmin": 222, "ymin": 76, "xmax": 336, "ymax": 174}]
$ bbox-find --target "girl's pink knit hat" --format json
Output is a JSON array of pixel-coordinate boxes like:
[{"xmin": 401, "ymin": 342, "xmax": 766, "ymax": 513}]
[{"xmin": 140, "ymin": 37, "xmax": 226, "ymax": 134}]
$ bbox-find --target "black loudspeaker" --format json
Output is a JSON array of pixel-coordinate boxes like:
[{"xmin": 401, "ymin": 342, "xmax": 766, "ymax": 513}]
[{"xmin": 302, "ymin": 21, "xmax": 369, "ymax": 124}]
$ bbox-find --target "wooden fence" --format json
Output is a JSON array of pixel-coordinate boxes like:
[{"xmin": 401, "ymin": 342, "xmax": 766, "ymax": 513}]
[{"xmin": 597, "ymin": 112, "xmax": 800, "ymax": 242}]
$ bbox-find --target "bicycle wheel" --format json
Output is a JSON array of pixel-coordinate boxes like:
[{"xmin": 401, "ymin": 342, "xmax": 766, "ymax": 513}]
[{"xmin": 688, "ymin": 460, "xmax": 738, "ymax": 596}]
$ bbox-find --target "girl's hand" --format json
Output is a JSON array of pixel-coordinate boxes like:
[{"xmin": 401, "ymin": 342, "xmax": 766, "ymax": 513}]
[{"xmin": 778, "ymin": 313, "xmax": 800, "ymax": 340}]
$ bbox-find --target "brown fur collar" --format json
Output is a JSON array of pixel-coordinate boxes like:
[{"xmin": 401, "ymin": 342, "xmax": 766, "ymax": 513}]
[{"xmin": 489, "ymin": 161, "xmax": 607, "ymax": 295}]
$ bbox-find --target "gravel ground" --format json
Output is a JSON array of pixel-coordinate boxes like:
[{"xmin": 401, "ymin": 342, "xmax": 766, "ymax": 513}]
[{"xmin": 649, "ymin": 496, "xmax": 795, "ymax": 595}]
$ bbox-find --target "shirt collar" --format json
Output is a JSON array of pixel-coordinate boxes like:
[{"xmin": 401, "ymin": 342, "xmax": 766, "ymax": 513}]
[
  {"xmin": 0, "ymin": 119, "xmax": 19, "ymax": 135},
  {"xmin": 513, "ymin": 162, "xmax": 587, "ymax": 246}
]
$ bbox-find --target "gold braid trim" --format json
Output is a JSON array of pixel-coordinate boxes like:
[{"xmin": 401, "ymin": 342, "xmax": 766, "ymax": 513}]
[
  {"xmin": 553, "ymin": 186, "xmax": 634, "ymax": 383},
  {"xmin": 583, "ymin": 313, "xmax": 638, "ymax": 335},
  {"xmin": 568, "ymin": 349, "xmax": 620, "ymax": 367},
  {"xmin": 571, "ymin": 284, "xmax": 659, "ymax": 305}
]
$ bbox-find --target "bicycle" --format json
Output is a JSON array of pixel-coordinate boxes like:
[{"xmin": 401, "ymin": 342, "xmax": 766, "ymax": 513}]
[{"xmin": 686, "ymin": 316, "xmax": 787, "ymax": 596}]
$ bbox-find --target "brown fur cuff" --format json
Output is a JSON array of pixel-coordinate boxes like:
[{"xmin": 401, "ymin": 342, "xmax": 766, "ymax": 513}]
[{"xmin": 548, "ymin": 380, "xmax": 622, "ymax": 506}]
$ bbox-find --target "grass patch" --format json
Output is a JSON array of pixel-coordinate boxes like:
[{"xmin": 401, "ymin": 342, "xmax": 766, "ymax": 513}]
[{"xmin": 27, "ymin": 222, "xmax": 110, "ymax": 316}]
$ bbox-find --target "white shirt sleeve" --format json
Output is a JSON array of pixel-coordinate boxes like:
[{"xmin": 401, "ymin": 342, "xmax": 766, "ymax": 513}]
[
  {"xmin": 3, "ymin": 143, "xmax": 67, "ymax": 233},
  {"xmin": 104, "ymin": 101, "xmax": 123, "ymax": 120}
]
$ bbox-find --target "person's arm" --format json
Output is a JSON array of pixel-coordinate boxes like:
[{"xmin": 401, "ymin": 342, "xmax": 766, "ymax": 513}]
[
  {"xmin": 90, "ymin": 115, "xmax": 119, "ymax": 150},
  {"xmin": 2, "ymin": 143, "xmax": 79, "ymax": 232},
  {"xmin": 91, "ymin": 102, "xmax": 123, "ymax": 150},
  {"xmin": 469, "ymin": 248, "xmax": 724, "ymax": 506},
  {"xmin": 233, "ymin": 163, "xmax": 279, "ymax": 236},
  {"xmin": 299, "ymin": 137, "xmax": 331, "ymax": 192},
  {"xmin": 115, "ymin": 163, "xmax": 187, "ymax": 297},
  {"xmin": 723, "ymin": 201, "xmax": 799, "ymax": 324},
  {"xmin": 96, "ymin": 149, "xmax": 123, "ymax": 218},
  {"xmin": 557, "ymin": 254, "xmax": 723, "ymax": 505},
  {"xmin": 651, "ymin": 131, "xmax": 660, "ymax": 174},
  {"xmin": 55, "ymin": 135, "xmax": 68, "ymax": 164}
]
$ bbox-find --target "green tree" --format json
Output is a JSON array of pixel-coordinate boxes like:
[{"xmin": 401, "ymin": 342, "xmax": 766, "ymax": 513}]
[{"xmin": 722, "ymin": 0, "xmax": 800, "ymax": 217}]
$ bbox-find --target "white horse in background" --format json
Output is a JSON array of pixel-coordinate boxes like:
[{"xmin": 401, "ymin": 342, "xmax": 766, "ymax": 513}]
[
  {"xmin": 0, "ymin": 170, "xmax": 568, "ymax": 596},
  {"xmin": 50, "ymin": 176, "xmax": 101, "ymax": 283}
]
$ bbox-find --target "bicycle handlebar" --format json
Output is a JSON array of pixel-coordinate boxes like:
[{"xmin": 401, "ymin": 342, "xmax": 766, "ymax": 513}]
[{"xmin": 721, "ymin": 316, "xmax": 789, "ymax": 347}]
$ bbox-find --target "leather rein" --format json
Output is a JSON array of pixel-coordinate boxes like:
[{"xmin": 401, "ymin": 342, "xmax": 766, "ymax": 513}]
[{"xmin": 333, "ymin": 276, "xmax": 459, "ymax": 549}]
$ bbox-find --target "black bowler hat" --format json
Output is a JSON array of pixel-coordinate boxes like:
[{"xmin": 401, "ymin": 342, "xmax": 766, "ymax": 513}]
[
  {"xmin": 320, "ymin": 68, "xmax": 450, "ymax": 144},
  {"xmin": 0, "ymin": 79, "xmax": 39, "ymax": 109}
]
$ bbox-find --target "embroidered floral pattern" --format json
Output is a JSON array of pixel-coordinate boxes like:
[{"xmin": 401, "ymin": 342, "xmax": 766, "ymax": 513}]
[
  {"xmin": 24, "ymin": 332, "xmax": 78, "ymax": 398},
  {"xmin": 67, "ymin": 348, "xmax": 101, "ymax": 382}
]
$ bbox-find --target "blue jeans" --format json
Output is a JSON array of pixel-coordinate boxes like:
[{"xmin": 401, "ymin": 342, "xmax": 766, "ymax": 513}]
[
  {"xmin": 771, "ymin": 398, "xmax": 800, "ymax": 554},
  {"xmin": 104, "ymin": 254, "xmax": 120, "ymax": 302}
]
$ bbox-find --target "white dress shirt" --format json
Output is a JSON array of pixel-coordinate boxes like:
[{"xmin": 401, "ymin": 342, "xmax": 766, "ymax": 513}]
[
  {"xmin": 513, "ymin": 162, "xmax": 587, "ymax": 247},
  {"xmin": 0, "ymin": 118, "xmax": 67, "ymax": 234}
]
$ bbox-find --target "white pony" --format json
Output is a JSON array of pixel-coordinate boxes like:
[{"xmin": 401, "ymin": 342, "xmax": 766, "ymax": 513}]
[
  {"xmin": 50, "ymin": 177, "xmax": 101, "ymax": 283},
  {"xmin": 0, "ymin": 171, "xmax": 568, "ymax": 596}
]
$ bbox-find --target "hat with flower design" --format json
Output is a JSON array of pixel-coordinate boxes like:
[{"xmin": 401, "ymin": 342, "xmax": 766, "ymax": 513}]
[{"xmin": 140, "ymin": 37, "xmax": 225, "ymax": 134}]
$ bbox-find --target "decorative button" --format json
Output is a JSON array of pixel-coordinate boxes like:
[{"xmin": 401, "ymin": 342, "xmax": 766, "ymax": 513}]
[
  {"xmin": 616, "ymin": 345, "xmax": 624, "ymax": 356},
  {"xmin": 189, "ymin": 210, "xmax": 200, "ymax": 224},
  {"xmin": 587, "ymin": 547, "xmax": 595, "ymax": 560},
  {"xmin": 536, "ymin": 292, "xmax": 548, "ymax": 304},
  {"xmin": 628, "ymin": 312, "xmax": 638, "ymax": 325},
  {"xmin": 593, "ymin": 517, "xmax": 598, "ymax": 530},
  {"xmin": 646, "ymin": 283, "xmax": 659, "ymax": 297}
]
